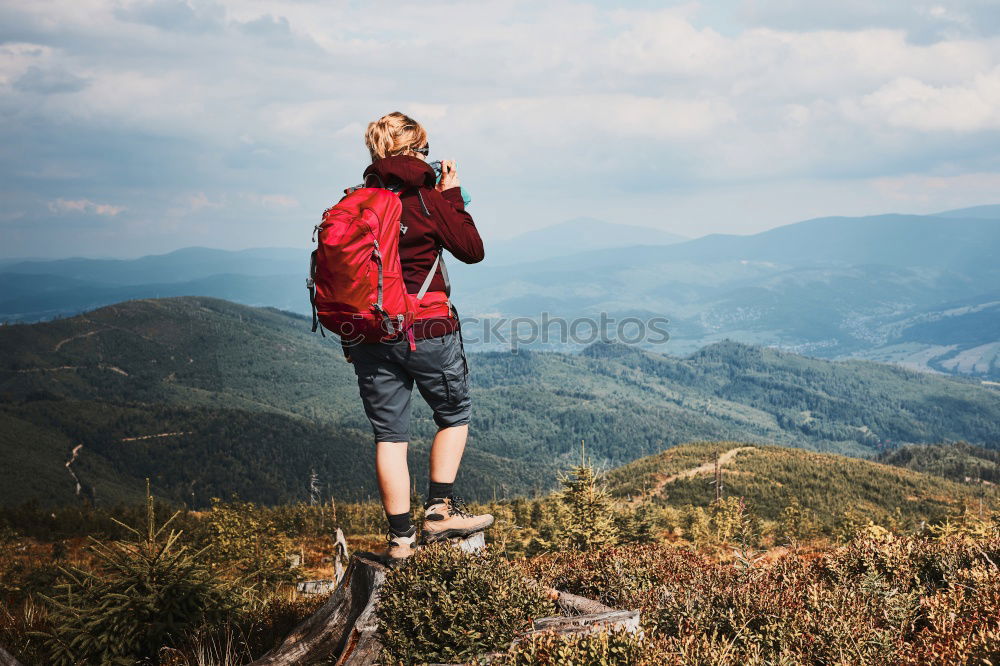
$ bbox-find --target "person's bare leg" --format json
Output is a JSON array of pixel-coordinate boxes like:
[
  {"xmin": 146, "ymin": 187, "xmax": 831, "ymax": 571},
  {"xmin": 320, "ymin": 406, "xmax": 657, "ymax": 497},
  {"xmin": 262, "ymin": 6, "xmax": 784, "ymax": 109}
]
[
  {"xmin": 376, "ymin": 441, "xmax": 410, "ymax": 516},
  {"xmin": 422, "ymin": 424, "xmax": 494, "ymax": 542},
  {"xmin": 429, "ymin": 425, "xmax": 468, "ymax": 484}
]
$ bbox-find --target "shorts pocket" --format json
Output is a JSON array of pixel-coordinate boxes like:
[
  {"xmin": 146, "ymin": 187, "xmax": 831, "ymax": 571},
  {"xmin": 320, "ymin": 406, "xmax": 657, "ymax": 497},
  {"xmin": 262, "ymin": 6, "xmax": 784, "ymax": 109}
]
[{"xmin": 442, "ymin": 366, "xmax": 468, "ymax": 405}]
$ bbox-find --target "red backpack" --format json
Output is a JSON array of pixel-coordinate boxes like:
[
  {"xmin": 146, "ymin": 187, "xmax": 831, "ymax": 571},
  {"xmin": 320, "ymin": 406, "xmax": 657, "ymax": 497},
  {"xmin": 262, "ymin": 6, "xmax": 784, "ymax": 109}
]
[{"xmin": 307, "ymin": 182, "xmax": 450, "ymax": 350}]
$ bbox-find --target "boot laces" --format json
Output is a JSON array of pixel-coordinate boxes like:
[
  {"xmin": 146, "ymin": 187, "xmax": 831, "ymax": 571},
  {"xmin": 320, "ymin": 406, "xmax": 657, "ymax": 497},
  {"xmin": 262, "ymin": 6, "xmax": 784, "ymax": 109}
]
[{"xmin": 449, "ymin": 495, "xmax": 475, "ymax": 519}]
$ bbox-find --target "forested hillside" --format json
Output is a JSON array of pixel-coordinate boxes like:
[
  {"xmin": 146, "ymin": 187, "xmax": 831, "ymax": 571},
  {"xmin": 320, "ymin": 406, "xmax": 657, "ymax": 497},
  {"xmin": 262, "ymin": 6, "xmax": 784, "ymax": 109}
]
[
  {"xmin": 604, "ymin": 442, "xmax": 996, "ymax": 534},
  {"xmin": 879, "ymin": 441, "xmax": 1000, "ymax": 485},
  {"xmin": 2, "ymin": 297, "xmax": 998, "ymax": 507}
]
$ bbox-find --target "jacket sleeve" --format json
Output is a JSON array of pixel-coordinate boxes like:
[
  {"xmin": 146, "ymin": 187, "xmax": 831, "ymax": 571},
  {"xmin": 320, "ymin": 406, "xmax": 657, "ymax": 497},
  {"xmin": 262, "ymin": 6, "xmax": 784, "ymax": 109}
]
[{"xmin": 430, "ymin": 187, "xmax": 485, "ymax": 264}]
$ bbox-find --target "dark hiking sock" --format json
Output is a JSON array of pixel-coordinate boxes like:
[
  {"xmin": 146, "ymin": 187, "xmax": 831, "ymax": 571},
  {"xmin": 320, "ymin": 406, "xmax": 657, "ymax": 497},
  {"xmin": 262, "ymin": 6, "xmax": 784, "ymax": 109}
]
[
  {"xmin": 426, "ymin": 481, "xmax": 453, "ymax": 507},
  {"xmin": 387, "ymin": 511, "xmax": 412, "ymax": 536}
]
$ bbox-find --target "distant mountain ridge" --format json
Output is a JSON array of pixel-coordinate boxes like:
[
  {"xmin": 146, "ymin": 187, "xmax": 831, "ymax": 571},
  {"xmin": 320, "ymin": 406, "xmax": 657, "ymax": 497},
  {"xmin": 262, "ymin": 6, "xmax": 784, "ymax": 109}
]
[
  {"xmin": 929, "ymin": 204, "xmax": 1000, "ymax": 219},
  {"xmin": 485, "ymin": 217, "xmax": 687, "ymax": 265},
  {"xmin": 2, "ymin": 205, "xmax": 999, "ymax": 380},
  {"xmin": 483, "ymin": 212, "xmax": 1000, "ymax": 273},
  {"xmin": 2, "ymin": 246, "xmax": 304, "ymax": 285}
]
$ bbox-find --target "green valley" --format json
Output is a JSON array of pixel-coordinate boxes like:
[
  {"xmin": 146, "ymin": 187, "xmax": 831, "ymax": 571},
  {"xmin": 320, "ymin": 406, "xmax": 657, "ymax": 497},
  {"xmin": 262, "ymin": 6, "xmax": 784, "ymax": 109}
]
[{"xmin": 2, "ymin": 296, "xmax": 998, "ymax": 506}]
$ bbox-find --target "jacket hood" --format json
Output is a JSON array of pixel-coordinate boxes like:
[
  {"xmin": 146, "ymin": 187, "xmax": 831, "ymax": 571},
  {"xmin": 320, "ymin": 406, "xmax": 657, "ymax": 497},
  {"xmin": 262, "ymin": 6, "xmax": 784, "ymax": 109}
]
[{"xmin": 363, "ymin": 155, "xmax": 435, "ymax": 190}]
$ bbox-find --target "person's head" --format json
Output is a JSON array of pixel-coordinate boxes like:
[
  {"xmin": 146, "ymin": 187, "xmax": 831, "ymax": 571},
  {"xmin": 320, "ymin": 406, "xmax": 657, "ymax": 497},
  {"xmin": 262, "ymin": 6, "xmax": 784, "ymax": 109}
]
[{"xmin": 365, "ymin": 111, "xmax": 428, "ymax": 162}]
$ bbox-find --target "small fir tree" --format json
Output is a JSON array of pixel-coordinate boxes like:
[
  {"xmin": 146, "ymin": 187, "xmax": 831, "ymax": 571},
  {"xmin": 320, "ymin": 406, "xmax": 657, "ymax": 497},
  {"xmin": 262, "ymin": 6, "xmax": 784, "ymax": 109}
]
[
  {"xmin": 558, "ymin": 443, "xmax": 619, "ymax": 551},
  {"xmin": 34, "ymin": 483, "xmax": 241, "ymax": 665}
]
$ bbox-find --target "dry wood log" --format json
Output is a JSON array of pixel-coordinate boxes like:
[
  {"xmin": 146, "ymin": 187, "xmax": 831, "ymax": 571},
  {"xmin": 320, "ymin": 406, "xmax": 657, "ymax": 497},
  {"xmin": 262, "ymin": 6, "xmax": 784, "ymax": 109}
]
[
  {"xmin": 0, "ymin": 646, "xmax": 24, "ymax": 666},
  {"xmin": 528, "ymin": 609, "xmax": 641, "ymax": 636},
  {"xmin": 520, "ymin": 578, "xmax": 614, "ymax": 615},
  {"xmin": 552, "ymin": 589, "xmax": 616, "ymax": 616},
  {"xmin": 249, "ymin": 555, "xmax": 386, "ymax": 666},
  {"xmin": 296, "ymin": 579, "xmax": 337, "ymax": 595},
  {"xmin": 333, "ymin": 527, "xmax": 349, "ymax": 582},
  {"xmin": 433, "ymin": 609, "xmax": 643, "ymax": 665},
  {"xmin": 426, "ymin": 589, "xmax": 638, "ymax": 665}
]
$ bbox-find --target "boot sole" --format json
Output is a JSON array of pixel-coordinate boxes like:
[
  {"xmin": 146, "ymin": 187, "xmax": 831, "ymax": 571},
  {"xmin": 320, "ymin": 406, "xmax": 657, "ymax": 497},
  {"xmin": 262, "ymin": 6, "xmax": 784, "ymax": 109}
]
[{"xmin": 421, "ymin": 518, "xmax": 495, "ymax": 544}]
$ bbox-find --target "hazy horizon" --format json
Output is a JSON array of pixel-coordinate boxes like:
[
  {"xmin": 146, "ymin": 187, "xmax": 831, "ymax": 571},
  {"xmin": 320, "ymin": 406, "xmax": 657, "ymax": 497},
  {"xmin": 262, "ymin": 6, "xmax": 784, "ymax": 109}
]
[
  {"xmin": 2, "ymin": 1, "xmax": 1000, "ymax": 258},
  {"xmin": 3, "ymin": 202, "xmax": 998, "ymax": 262}
]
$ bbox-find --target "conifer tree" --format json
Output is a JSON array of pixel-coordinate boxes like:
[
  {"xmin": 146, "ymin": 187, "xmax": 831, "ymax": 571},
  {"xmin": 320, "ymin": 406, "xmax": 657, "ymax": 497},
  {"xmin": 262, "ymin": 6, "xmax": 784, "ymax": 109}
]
[
  {"xmin": 558, "ymin": 442, "xmax": 619, "ymax": 551},
  {"xmin": 35, "ymin": 482, "xmax": 241, "ymax": 665}
]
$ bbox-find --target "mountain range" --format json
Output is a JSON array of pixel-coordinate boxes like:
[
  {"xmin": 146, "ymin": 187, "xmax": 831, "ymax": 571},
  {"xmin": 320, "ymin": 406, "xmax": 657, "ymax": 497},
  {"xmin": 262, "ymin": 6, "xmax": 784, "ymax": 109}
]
[
  {"xmin": 2, "ymin": 205, "xmax": 999, "ymax": 380},
  {"xmin": 2, "ymin": 296, "xmax": 998, "ymax": 508}
]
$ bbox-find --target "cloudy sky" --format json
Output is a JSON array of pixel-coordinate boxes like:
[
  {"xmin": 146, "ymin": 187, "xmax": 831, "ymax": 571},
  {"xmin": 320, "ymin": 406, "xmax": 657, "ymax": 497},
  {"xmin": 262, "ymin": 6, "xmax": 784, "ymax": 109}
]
[{"xmin": 1, "ymin": 0, "xmax": 999, "ymax": 258}]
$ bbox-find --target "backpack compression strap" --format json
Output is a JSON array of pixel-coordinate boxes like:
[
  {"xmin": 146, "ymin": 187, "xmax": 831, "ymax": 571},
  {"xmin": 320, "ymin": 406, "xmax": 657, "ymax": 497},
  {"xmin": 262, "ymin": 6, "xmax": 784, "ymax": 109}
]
[{"xmin": 416, "ymin": 248, "xmax": 451, "ymax": 300}]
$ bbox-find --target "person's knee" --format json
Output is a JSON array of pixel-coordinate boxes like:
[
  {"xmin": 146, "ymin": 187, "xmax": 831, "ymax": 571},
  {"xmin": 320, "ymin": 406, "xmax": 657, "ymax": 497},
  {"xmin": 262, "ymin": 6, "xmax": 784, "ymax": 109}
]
[
  {"xmin": 434, "ymin": 414, "xmax": 469, "ymax": 431},
  {"xmin": 374, "ymin": 433, "xmax": 409, "ymax": 444},
  {"xmin": 433, "ymin": 413, "xmax": 470, "ymax": 430}
]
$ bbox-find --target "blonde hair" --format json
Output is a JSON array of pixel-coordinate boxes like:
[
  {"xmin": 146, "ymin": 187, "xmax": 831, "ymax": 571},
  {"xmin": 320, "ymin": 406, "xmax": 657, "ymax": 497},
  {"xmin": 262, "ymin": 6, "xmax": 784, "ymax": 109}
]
[{"xmin": 365, "ymin": 111, "xmax": 428, "ymax": 161}]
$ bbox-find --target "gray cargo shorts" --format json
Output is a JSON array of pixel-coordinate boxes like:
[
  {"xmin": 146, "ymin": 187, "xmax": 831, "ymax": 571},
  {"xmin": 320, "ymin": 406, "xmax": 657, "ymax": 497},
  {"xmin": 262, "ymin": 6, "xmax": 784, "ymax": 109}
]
[{"xmin": 349, "ymin": 329, "xmax": 471, "ymax": 443}]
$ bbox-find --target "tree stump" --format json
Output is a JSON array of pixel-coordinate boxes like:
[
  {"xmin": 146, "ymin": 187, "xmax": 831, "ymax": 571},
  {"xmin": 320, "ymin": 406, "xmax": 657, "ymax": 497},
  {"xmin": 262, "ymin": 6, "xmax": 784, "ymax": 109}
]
[
  {"xmin": 250, "ymin": 555, "xmax": 386, "ymax": 666},
  {"xmin": 449, "ymin": 530, "xmax": 485, "ymax": 553}
]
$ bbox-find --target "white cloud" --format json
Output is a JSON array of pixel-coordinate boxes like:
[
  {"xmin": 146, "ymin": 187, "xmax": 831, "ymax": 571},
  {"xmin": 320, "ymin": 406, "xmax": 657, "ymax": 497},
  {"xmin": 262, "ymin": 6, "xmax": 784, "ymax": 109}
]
[
  {"xmin": 1, "ymin": 0, "xmax": 999, "ymax": 256},
  {"xmin": 0, "ymin": 42, "xmax": 58, "ymax": 87},
  {"xmin": 187, "ymin": 192, "xmax": 222, "ymax": 210},
  {"xmin": 48, "ymin": 198, "xmax": 125, "ymax": 216},
  {"xmin": 736, "ymin": 0, "xmax": 1000, "ymax": 41},
  {"xmin": 246, "ymin": 193, "xmax": 299, "ymax": 208},
  {"xmin": 851, "ymin": 67, "xmax": 1000, "ymax": 131}
]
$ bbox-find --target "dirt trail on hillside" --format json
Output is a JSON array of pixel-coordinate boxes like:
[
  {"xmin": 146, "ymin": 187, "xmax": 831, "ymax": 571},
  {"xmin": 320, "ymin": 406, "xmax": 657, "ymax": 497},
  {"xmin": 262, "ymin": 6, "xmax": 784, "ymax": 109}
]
[
  {"xmin": 640, "ymin": 446, "xmax": 758, "ymax": 502},
  {"xmin": 119, "ymin": 431, "xmax": 191, "ymax": 442},
  {"xmin": 16, "ymin": 363, "xmax": 128, "ymax": 376},
  {"xmin": 53, "ymin": 328, "xmax": 106, "ymax": 352}
]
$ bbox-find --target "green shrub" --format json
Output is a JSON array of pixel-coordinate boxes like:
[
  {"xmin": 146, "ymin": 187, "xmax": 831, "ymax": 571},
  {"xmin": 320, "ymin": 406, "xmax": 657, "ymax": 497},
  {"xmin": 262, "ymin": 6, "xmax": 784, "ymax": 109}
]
[
  {"xmin": 199, "ymin": 498, "xmax": 302, "ymax": 587},
  {"xmin": 376, "ymin": 544, "xmax": 555, "ymax": 664},
  {"xmin": 683, "ymin": 496, "xmax": 762, "ymax": 547},
  {"xmin": 34, "ymin": 494, "xmax": 243, "ymax": 665},
  {"xmin": 524, "ymin": 543, "xmax": 706, "ymax": 611},
  {"xmin": 523, "ymin": 532, "xmax": 1000, "ymax": 665},
  {"xmin": 490, "ymin": 629, "xmax": 650, "ymax": 665}
]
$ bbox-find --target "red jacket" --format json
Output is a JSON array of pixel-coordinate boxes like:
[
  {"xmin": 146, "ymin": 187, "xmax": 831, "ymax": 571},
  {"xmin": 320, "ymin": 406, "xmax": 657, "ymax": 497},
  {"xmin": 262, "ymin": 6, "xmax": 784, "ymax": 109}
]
[{"xmin": 362, "ymin": 155, "xmax": 484, "ymax": 338}]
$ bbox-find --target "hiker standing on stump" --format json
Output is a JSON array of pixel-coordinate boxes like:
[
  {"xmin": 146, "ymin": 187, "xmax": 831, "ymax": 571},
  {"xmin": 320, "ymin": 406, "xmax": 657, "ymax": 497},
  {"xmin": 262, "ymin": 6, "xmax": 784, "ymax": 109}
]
[{"xmin": 310, "ymin": 111, "xmax": 493, "ymax": 564}]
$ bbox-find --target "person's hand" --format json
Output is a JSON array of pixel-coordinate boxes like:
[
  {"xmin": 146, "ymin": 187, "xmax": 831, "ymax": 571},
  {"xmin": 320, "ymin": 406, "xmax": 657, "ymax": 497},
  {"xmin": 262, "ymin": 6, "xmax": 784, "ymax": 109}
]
[{"xmin": 435, "ymin": 159, "xmax": 460, "ymax": 191}]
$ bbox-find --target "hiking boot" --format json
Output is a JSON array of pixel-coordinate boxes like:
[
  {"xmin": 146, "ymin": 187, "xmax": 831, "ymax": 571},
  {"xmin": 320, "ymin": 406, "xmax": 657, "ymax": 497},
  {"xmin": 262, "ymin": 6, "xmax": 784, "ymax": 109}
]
[
  {"xmin": 371, "ymin": 526, "xmax": 417, "ymax": 566},
  {"xmin": 421, "ymin": 496, "xmax": 494, "ymax": 544}
]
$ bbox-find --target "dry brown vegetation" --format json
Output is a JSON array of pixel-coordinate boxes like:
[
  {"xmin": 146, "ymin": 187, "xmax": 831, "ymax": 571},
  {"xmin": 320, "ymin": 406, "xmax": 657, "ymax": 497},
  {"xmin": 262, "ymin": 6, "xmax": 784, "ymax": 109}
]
[{"xmin": 2, "ymin": 442, "xmax": 999, "ymax": 664}]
